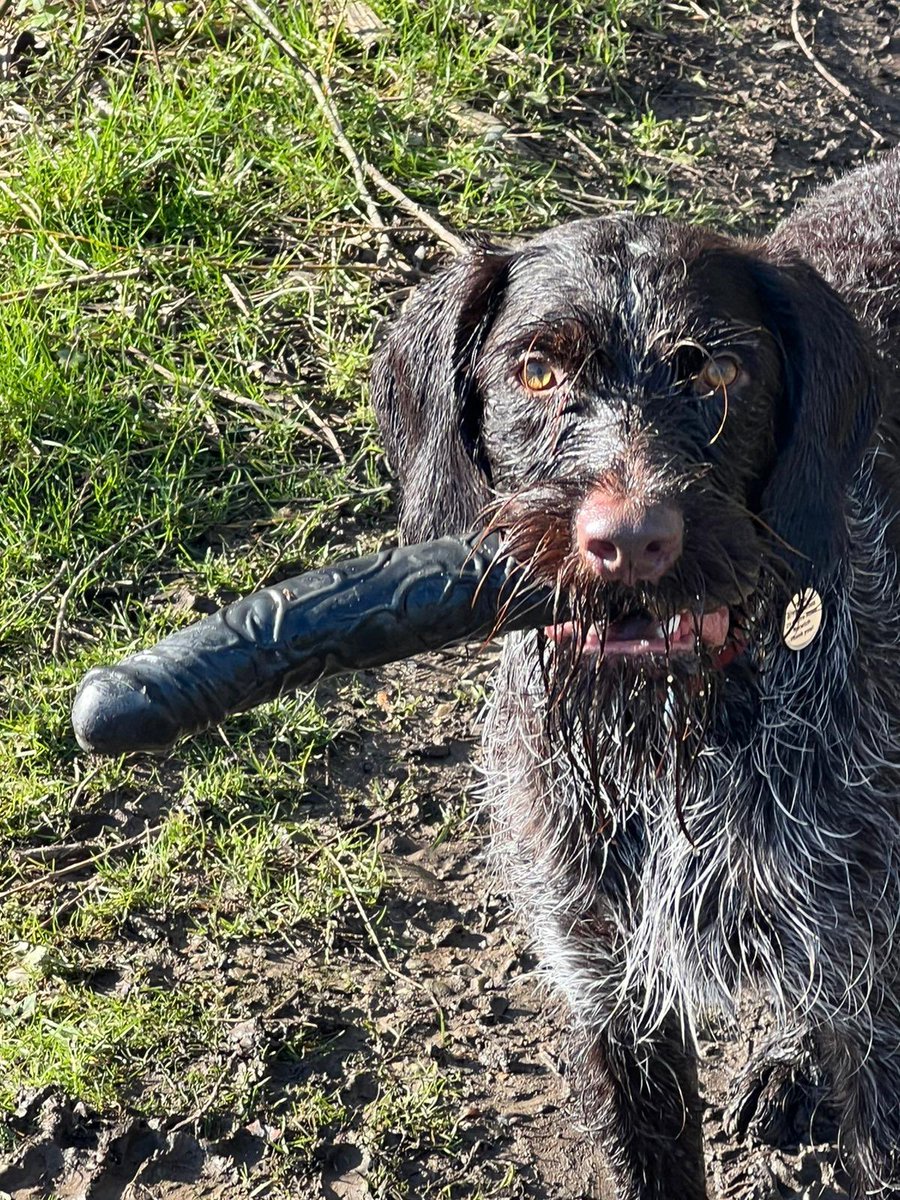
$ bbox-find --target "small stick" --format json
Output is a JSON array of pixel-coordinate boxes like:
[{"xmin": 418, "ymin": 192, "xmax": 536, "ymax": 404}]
[
  {"xmin": 789, "ymin": 0, "xmax": 886, "ymax": 145},
  {"xmin": 1, "ymin": 823, "xmax": 164, "ymax": 900},
  {"xmin": 234, "ymin": 0, "xmax": 391, "ymax": 260},
  {"xmin": 169, "ymin": 1053, "xmax": 240, "ymax": 1132},
  {"xmin": 320, "ymin": 842, "xmax": 446, "ymax": 1027},
  {"xmin": 8, "ymin": 557, "xmax": 69, "ymax": 624},
  {"xmin": 51, "ymin": 0, "xmax": 132, "ymax": 104},
  {"xmin": 363, "ymin": 163, "xmax": 468, "ymax": 256},
  {"xmin": 127, "ymin": 345, "xmax": 346, "ymax": 461},
  {"xmin": 0, "ymin": 266, "xmax": 141, "ymax": 304},
  {"xmin": 126, "ymin": 346, "xmax": 271, "ymax": 417},
  {"xmin": 12, "ymin": 841, "xmax": 91, "ymax": 864},
  {"xmin": 222, "ymin": 272, "xmax": 252, "ymax": 317}
]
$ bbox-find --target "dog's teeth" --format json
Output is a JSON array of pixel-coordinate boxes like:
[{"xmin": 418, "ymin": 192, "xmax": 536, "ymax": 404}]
[
  {"xmin": 666, "ymin": 615, "xmax": 681, "ymax": 636},
  {"xmin": 653, "ymin": 625, "xmax": 665, "ymax": 639}
]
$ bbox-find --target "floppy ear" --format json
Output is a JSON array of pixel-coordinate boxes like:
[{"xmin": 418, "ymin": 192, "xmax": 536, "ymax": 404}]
[
  {"xmin": 371, "ymin": 248, "xmax": 511, "ymax": 542},
  {"xmin": 753, "ymin": 252, "xmax": 881, "ymax": 587}
]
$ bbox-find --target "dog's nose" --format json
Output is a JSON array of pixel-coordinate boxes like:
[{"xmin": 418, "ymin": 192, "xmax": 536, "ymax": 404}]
[{"xmin": 575, "ymin": 493, "xmax": 683, "ymax": 584}]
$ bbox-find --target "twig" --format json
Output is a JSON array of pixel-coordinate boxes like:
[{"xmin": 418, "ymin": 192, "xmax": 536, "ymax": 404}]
[
  {"xmin": 234, "ymin": 0, "xmax": 391, "ymax": 260},
  {"xmin": 0, "ymin": 265, "xmax": 141, "ymax": 304},
  {"xmin": 245, "ymin": 363, "xmax": 348, "ymax": 461},
  {"xmin": 1, "ymin": 823, "xmax": 164, "ymax": 901},
  {"xmin": 320, "ymin": 842, "xmax": 445, "ymax": 1029},
  {"xmin": 790, "ymin": 0, "xmax": 852, "ymax": 100},
  {"xmin": 10, "ymin": 557, "xmax": 70, "ymax": 621},
  {"xmin": 127, "ymin": 345, "xmax": 346, "ymax": 461},
  {"xmin": 169, "ymin": 1052, "xmax": 240, "ymax": 1133},
  {"xmin": 363, "ymin": 163, "xmax": 468, "ymax": 256},
  {"xmin": 222, "ymin": 272, "xmax": 252, "ymax": 317},
  {"xmin": 12, "ymin": 841, "xmax": 91, "ymax": 864},
  {"xmin": 52, "ymin": 0, "xmax": 131, "ymax": 104},
  {"xmin": 126, "ymin": 345, "xmax": 272, "ymax": 418},
  {"xmin": 142, "ymin": 4, "xmax": 162, "ymax": 76},
  {"xmin": 320, "ymin": 843, "xmax": 400, "ymax": 981},
  {"xmin": 789, "ymin": 0, "xmax": 886, "ymax": 145},
  {"xmin": 669, "ymin": 0, "xmax": 716, "ymax": 19}
]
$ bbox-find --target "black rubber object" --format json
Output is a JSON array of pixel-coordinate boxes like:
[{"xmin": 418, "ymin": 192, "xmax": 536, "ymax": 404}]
[{"xmin": 71, "ymin": 532, "xmax": 556, "ymax": 755}]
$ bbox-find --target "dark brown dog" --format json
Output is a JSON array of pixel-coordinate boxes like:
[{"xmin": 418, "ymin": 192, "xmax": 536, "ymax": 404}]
[{"xmin": 372, "ymin": 150, "xmax": 900, "ymax": 1199}]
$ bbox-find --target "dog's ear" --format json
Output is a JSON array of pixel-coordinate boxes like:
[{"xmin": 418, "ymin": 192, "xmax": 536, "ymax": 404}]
[
  {"xmin": 371, "ymin": 248, "xmax": 511, "ymax": 541},
  {"xmin": 753, "ymin": 252, "xmax": 881, "ymax": 587}
]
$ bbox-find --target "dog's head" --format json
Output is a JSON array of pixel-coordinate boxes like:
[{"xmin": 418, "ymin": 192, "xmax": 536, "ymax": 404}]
[{"xmin": 372, "ymin": 216, "xmax": 880, "ymax": 706}]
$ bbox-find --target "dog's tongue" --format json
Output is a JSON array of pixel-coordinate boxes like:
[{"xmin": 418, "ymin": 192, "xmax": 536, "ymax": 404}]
[
  {"xmin": 695, "ymin": 607, "xmax": 730, "ymax": 646},
  {"xmin": 546, "ymin": 605, "xmax": 732, "ymax": 659}
]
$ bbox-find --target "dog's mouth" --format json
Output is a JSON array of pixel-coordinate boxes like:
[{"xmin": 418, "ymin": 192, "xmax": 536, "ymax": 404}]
[{"xmin": 545, "ymin": 604, "xmax": 740, "ymax": 664}]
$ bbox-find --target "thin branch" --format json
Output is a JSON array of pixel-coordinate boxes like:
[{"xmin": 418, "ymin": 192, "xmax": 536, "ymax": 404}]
[
  {"xmin": 126, "ymin": 346, "xmax": 347, "ymax": 462},
  {"xmin": 363, "ymin": 163, "xmax": 468, "ymax": 256},
  {"xmin": 320, "ymin": 842, "xmax": 445, "ymax": 1028},
  {"xmin": 0, "ymin": 266, "xmax": 141, "ymax": 304},
  {"xmin": 320, "ymin": 843, "xmax": 399, "ymax": 980},
  {"xmin": 126, "ymin": 345, "xmax": 271, "ymax": 417},
  {"xmin": 236, "ymin": 2, "xmax": 467, "ymax": 257},
  {"xmin": 234, "ymin": 0, "xmax": 391, "ymax": 258},
  {"xmin": 789, "ymin": 0, "xmax": 886, "ymax": 145},
  {"xmin": 51, "ymin": 0, "xmax": 132, "ymax": 104},
  {"xmin": 1, "ymin": 823, "xmax": 165, "ymax": 901}
]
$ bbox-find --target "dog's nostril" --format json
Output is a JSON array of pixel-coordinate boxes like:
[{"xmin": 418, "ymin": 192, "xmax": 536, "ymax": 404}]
[
  {"xmin": 596, "ymin": 540, "xmax": 617, "ymax": 558},
  {"xmin": 646, "ymin": 540, "xmax": 662, "ymax": 554}
]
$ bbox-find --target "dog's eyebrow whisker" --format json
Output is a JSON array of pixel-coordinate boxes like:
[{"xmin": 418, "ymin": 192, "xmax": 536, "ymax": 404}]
[{"xmin": 708, "ymin": 381, "xmax": 730, "ymax": 446}]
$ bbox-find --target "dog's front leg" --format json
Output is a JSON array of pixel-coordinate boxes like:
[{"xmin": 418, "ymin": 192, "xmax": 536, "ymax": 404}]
[
  {"xmin": 577, "ymin": 1011, "xmax": 707, "ymax": 1200},
  {"xmin": 821, "ymin": 1016, "xmax": 900, "ymax": 1199}
]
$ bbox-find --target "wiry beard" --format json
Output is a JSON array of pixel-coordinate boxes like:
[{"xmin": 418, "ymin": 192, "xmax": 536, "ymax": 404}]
[
  {"xmin": 483, "ymin": 479, "xmax": 786, "ymax": 821},
  {"xmin": 536, "ymin": 631, "xmax": 724, "ymax": 840}
]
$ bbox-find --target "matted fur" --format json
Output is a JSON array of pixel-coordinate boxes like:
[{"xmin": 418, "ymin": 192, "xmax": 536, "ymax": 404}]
[{"xmin": 372, "ymin": 150, "xmax": 900, "ymax": 1199}]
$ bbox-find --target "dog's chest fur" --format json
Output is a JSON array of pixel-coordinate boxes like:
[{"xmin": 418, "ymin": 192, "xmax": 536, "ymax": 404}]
[{"xmin": 484, "ymin": 465, "xmax": 900, "ymax": 1038}]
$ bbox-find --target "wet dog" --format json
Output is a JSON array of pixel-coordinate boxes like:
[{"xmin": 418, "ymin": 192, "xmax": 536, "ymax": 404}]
[{"xmin": 371, "ymin": 149, "xmax": 900, "ymax": 1198}]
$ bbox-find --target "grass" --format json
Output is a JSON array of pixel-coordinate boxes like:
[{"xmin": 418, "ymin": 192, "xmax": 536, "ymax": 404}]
[{"xmin": 0, "ymin": 0, "xmax": 724, "ymax": 1195}]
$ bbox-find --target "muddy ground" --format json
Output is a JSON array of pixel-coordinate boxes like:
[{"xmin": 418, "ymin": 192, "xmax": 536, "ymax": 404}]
[{"xmin": 2, "ymin": 1, "xmax": 898, "ymax": 1197}]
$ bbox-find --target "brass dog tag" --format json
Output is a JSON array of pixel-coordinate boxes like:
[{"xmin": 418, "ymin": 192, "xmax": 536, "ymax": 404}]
[{"xmin": 782, "ymin": 588, "xmax": 823, "ymax": 650}]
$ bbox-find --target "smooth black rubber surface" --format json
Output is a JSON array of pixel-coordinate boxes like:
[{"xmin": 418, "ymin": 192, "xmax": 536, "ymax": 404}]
[{"xmin": 71, "ymin": 532, "xmax": 555, "ymax": 755}]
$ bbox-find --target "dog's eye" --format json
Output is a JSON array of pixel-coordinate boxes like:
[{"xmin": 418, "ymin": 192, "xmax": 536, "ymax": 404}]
[
  {"xmin": 694, "ymin": 355, "xmax": 741, "ymax": 393},
  {"xmin": 519, "ymin": 357, "xmax": 559, "ymax": 391}
]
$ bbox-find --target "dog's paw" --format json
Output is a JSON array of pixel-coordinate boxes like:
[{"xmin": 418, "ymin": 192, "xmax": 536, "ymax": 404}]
[{"xmin": 724, "ymin": 1038, "xmax": 837, "ymax": 1149}]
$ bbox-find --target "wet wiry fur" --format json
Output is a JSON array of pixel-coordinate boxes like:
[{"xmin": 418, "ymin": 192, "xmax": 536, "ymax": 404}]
[{"xmin": 371, "ymin": 150, "xmax": 900, "ymax": 1199}]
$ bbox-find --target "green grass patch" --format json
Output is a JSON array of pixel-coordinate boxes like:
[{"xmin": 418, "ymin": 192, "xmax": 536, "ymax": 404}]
[{"xmin": 0, "ymin": 969, "xmax": 223, "ymax": 1112}]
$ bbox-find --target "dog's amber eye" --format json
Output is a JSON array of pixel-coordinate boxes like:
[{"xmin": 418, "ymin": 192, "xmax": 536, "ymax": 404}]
[
  {"xmin": 695, "ymin": 356, "xmax": 741, "ymax": 393},
  {"xmin": 519, "ymin": 357, "xmax": 558, "ymax": 391}
]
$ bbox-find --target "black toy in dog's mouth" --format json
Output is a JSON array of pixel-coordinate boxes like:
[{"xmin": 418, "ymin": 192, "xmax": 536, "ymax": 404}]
[
  {"xmin": 71, "ymin": 519, "xmax": 768, "ymax": 760},
  {"xmin": 71, "ymin": 532, "xmax": 560, "ymax": 757}
]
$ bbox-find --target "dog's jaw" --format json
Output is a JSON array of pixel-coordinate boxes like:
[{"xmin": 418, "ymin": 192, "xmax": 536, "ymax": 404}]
[{"xmin": 546, "ymin": 604, "xmax": 730, "ymax": 658}]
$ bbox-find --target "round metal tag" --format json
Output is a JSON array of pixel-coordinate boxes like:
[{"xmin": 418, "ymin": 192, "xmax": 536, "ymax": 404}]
[{"xmin": 782, "ymin": 588, "xmax": 823, "ymax": 651}]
